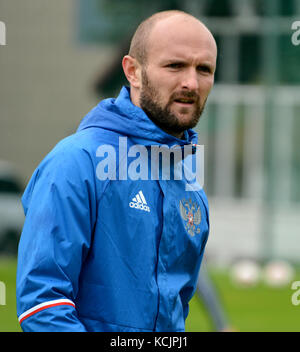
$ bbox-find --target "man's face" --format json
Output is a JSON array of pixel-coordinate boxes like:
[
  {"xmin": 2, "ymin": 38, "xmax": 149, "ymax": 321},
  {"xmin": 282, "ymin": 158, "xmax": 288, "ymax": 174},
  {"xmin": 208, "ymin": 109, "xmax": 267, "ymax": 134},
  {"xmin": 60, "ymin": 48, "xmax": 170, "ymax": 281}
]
[
  {"xmin": 140, "ymin": 67, "xmax": 207, "ymax": 136},
  {"xmin": 138, "ymin": 16, "xmax": 217, "ymax": 138}
]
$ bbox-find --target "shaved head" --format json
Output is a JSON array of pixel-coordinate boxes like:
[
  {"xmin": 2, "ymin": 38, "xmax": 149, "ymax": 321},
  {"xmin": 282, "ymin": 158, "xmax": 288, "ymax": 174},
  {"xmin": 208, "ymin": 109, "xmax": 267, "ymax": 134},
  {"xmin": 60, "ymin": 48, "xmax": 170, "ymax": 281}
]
[{"xmin": 128, "ymin": 10, "xmax": 216, "ymax": 65}]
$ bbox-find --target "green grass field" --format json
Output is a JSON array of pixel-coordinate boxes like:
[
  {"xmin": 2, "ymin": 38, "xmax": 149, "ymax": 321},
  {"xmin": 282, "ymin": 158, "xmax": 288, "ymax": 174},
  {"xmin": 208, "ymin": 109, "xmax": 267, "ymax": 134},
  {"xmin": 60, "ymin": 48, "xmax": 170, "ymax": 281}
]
[{"xmin": 0, "ymin": 257, "xmax": 299, "ymax": 332}]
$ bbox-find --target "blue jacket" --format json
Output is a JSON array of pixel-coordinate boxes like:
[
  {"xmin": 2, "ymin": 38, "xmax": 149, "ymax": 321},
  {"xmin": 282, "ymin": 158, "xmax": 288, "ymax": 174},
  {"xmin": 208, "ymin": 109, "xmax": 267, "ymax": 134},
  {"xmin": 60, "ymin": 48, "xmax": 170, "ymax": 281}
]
[{"xmin": 16, "ymin": 87, "xmax": 210, "ymax": 332}]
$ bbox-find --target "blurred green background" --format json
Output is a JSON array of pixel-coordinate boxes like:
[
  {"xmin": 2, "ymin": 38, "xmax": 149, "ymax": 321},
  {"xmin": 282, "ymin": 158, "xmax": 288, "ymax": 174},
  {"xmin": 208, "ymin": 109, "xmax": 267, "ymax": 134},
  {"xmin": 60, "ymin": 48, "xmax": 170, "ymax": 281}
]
[
  {"xmin": 1, "ymin": 257, "xmax": 300, "ymax": 332},
  {"xmin": 1, "ymin": 0, "xmax": 300, "ymax": 332}
]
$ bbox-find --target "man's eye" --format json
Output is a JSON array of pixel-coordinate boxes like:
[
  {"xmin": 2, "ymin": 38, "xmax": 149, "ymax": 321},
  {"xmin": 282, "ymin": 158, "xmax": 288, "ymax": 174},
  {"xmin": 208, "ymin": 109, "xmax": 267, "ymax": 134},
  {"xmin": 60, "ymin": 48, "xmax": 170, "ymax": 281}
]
[
  {"xmin": 198, "ymin": 65, "xmax": 212, "ymax": 73},
  {"xmin": 167, "ymin": 63, "xmax": 184, "ymax": 69}
]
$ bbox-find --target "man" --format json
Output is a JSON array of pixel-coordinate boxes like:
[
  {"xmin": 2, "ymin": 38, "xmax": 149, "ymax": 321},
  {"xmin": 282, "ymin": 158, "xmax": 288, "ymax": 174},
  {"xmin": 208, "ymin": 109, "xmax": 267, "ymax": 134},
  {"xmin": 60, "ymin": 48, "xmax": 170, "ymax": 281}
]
[{"xmin": 16, "ymin": 10, "xmax": 217, "ymax": 332}]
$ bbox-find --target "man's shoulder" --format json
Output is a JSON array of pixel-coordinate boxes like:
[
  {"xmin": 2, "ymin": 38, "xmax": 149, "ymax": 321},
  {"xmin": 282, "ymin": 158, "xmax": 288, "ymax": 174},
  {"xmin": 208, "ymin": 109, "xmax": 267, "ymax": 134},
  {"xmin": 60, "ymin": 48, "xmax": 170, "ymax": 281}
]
[
  {"xmin": 35, "ymin": 127, "xmax": 123, "ymax": 177},
  {"xmin": 50, "ymin": 127, "xmax": 120, "ymax": 156}
]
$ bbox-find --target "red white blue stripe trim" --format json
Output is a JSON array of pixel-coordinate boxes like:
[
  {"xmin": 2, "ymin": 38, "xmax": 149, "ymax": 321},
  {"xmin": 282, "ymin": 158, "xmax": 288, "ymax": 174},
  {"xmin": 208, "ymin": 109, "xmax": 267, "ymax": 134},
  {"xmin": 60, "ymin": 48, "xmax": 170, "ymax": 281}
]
[{"xmin": 18, "ymin": 299, "xmax": 75, "ymax": 324}]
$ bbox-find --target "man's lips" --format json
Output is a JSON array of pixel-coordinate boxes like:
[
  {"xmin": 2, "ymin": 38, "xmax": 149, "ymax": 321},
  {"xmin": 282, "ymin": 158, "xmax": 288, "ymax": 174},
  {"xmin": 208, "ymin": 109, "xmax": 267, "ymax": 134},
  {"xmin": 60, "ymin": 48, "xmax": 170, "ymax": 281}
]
[
  {"xmin": 172, "ymin": 93, "xmax": 198, "ymax": 104},
  {"xmin": 173, "ymin": 98, "xmax": 196, "ymax": 106}
]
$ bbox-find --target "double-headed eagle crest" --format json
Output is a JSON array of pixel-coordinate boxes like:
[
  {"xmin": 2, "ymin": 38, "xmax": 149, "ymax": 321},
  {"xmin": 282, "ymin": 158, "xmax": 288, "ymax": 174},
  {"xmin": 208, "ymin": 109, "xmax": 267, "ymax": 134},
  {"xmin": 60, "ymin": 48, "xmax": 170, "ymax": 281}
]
[{"xmin": 179, "ymin": 198, "xmax": 201, "ymax": 237}]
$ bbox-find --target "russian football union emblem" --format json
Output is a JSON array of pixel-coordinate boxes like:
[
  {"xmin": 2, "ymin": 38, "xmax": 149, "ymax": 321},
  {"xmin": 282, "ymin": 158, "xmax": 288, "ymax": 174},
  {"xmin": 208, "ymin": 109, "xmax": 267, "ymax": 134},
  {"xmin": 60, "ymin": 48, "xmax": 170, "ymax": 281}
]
[{"xmin": 179, "ymin": 198, "xmax": 201, "ymax": 237}]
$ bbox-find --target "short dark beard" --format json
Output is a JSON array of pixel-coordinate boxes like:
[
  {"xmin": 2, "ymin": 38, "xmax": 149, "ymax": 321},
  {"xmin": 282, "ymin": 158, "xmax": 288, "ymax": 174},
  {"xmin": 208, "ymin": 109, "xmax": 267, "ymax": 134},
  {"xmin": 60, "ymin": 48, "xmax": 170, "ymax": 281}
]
[{"xmin": 139, "ymin": 69, "xmax": 206, "ymax": 138}]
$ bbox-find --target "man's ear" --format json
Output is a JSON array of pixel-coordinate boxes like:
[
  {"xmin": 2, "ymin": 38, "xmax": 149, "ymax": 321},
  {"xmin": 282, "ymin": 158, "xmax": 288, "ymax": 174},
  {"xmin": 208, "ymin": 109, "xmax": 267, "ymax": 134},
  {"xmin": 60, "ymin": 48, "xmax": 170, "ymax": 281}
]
[{"xmin": 122, "ymin": 55, "xmax": 142, "ymax": 88}]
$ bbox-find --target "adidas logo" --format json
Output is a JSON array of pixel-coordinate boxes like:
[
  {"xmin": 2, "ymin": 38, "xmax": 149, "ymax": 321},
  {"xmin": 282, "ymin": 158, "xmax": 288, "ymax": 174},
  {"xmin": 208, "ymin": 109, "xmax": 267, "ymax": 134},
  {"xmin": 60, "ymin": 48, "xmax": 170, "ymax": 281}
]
[{"xmin": 129, "ymin": 190, "xmax": 150, "ymax": 212}]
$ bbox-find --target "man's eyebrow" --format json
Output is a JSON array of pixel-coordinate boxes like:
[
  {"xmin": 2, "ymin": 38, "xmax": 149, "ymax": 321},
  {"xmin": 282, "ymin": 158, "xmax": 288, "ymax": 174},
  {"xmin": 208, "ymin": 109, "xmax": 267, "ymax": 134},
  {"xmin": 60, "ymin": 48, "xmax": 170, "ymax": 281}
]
[
  {"xmin": 161, "ymin": 59, "xmax": 215, "ymax": 71},
  {"xmin": 161, "ymin": 59, "xmax": 187, "ymax": 64}
]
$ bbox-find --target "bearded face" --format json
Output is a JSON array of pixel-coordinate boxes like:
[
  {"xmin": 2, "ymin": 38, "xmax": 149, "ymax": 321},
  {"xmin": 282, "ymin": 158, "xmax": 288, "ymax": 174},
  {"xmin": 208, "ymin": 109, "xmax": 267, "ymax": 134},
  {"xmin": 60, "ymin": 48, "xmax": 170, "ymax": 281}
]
[{"xmin": 140, "ymin": 68, "xmax": 207, "ymax": 137}]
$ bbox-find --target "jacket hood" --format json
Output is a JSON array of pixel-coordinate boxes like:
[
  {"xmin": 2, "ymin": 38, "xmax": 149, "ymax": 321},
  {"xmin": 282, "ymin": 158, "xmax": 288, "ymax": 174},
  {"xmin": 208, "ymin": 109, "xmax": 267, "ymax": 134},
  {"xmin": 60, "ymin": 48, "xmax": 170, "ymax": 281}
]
[{"xmin": 77, "ymin": 86, "xmax": 198, "ymax": 147}]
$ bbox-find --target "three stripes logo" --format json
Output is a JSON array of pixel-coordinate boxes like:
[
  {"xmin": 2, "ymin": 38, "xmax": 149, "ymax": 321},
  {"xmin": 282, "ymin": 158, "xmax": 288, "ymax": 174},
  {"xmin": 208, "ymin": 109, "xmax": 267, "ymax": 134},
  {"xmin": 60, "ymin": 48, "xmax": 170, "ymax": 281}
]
[{"xmin": 129, "ymin": 190, "xmax": 150, "ymax": 212}]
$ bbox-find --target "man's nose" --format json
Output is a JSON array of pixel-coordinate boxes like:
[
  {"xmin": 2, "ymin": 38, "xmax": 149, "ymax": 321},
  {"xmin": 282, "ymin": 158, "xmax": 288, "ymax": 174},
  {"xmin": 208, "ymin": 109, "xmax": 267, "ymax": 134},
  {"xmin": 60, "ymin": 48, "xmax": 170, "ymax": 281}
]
[{"xmin": 181, "ymin": 69, "xmax": 199, "ymax": 91}]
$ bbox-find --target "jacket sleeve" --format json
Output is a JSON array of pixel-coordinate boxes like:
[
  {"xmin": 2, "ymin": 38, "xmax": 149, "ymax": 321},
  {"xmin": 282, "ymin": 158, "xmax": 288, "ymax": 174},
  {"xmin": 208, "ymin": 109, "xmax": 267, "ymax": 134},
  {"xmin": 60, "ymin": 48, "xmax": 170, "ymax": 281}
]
[{"xmin": 16, "ymin": 141, "xmax": 97, "ymax": 331}]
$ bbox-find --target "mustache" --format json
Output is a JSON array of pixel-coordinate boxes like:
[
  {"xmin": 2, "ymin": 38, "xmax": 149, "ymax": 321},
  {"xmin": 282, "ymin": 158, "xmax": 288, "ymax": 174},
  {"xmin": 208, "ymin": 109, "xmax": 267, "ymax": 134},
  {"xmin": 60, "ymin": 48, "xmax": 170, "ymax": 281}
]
[{"xmin": 170, "ymin": 90, "xmax": 200, "ymax": 103}]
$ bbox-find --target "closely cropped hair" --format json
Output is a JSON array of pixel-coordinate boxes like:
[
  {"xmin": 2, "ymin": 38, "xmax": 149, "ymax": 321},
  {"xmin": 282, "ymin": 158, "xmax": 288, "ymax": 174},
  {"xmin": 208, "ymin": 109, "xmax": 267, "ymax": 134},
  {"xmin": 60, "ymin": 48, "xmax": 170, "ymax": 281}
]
[{"xmin": 128, "ymin": 10, "xmax": 194, "ymax": 65}]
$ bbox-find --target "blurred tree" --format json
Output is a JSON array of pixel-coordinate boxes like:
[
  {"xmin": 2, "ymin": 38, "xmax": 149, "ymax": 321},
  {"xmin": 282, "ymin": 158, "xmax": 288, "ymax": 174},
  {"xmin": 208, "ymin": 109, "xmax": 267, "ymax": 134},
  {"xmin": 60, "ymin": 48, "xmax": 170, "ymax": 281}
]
[
  {"xmin": 278, "ymin": 34, "xmax": 300, "ymax": 83},
  {"xmin": 77, "ymin": 0, "xmax": 300, "ymax": 95},
  {"xmin": 239, "ymin": 35, "xmax": 261, "ymax": 83},
  {"xmin": 78, "ymin": 0, "xmax": 184, "ymax": 45},
  {"xmin": 205, "ymin": 0, "xmax": 233, "ymax": 17}
]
